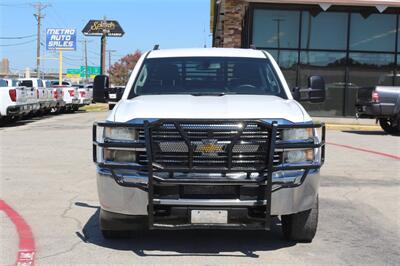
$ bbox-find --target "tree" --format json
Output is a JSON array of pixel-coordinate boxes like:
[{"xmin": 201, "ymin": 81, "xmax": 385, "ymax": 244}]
[{"xmin": 108, "ymin": 50, "xmax": 142, "ymax": 86}]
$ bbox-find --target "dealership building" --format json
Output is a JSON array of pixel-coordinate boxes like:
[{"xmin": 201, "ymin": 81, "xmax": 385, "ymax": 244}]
[{"xmin": 211, "ymin": 0, "xmax": 400, "ymax": 116}]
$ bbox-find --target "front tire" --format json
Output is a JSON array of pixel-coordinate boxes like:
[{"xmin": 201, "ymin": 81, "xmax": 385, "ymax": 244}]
[
  {"xmin": 100, "ymin": 209, "xmax": 147, "ymax": 239},
  {"xmin": 101, "ymin": 230, "xmax": 132, "ymax": 239},
  {"xmin": 281, "ymin": 196, "xmax": 319, "ymax": 243}
]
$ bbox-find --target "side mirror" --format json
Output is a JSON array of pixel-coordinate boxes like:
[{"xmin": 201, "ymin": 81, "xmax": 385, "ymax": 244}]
[
  {"xmin": 308, "ymin": 75, "xmax": 325, "ymax": 103},
  {"xmin": 291, "ymin": 87, "xmax": 301, "ymax": 101},
  {"xmin": 93, "ymin": 75, "xmax": 109, "ymax": 103}
]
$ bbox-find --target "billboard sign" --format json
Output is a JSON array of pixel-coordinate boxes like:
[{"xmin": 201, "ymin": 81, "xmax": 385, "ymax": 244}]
[
  {"xmin": 82, "ymin": 20, "xmax": 124, "ymax": 37},
  {"xmin": 46, "ymin": 28, "xmax": 77, "ymax": 50}
]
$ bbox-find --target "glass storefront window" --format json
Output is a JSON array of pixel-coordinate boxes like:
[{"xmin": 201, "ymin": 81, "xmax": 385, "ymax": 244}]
[
  {"xmin": 350, "ymin": 13, "xmax": 396, "ymax": 52},
  {"xmin": 299, "ymin": 52, "xmax": 347, "ymax": 116},
  {"xmin": 249, "ymin": 7, "xmax": 399, "ymax": 116},
  {"xmin": 348, "ymin": 53, "xmax": 395, "ymax": 115},
  {"xmin": 301, "ymin": 11, "xmax": 348, "ymax": 50},
  {"xmin": 252, "ymin": 9, "xmax": 300, "ymax": 49},
  {"xmin": 267, "ymin": 50, "xmax": 298, "ymax": 88}
]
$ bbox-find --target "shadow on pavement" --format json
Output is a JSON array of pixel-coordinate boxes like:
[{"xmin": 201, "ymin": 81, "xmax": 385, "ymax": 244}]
[
  {"xmin": 342, "ymin": 130, "xmax": 386, "ymax": 136},
  {"xmin": 76, "ymin": 202, "xmax": 295, "ymax": 258},
  {"xmin": 0, "ymin": 110, "xmax": 87, "ymax": 129}
]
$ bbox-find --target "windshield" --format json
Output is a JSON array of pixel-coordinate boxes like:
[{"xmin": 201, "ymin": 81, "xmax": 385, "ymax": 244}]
[
  {"xmin": 130, "ymin": 57, "xmax": 286, "ymax": 98},
  {"xmin": 20, "ymin": 80, "xmax": 33, "ymax": 87},
  {"xmin": 51, "ymin": 81, "xmax": 70, "ymax": 86}
]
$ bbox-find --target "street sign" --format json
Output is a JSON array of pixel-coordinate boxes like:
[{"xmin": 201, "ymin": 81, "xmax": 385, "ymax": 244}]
[
  {"xmin": 80, "ymin": 66, "xmax": 100, "ymax": 78},
  {"xmin": 66, "ymin": 66, "xmax": 101, "ymax": 78},
  {"xmin": 46, "ymin": 28, "xmax": 77, "ymax": 50},
  {"xmin": 80, "ymin": 66, "xmax": 101, "ymax": 76},
  {"xmin": 66, "ymin": 68, "xmax": 80, "ymax": 78},
  {"xmin": 67, "ymin": 68, "xmax": 80, "ymax": 74},
  {"xmin": 82, "ymin": 20, "xmax": 124, "ymax": 37}
]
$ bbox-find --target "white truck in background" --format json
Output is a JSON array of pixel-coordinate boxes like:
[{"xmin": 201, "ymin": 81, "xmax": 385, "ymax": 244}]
[
  {"xmin": 44, "ymin": 80, "xmax": 66, "ymax": 113},
  {"xmin": 51, "ymin": 81, "xmax": 79, "ymax": 112},
  {"xmin": 4, "ymin": 79, "xmax": 40, "ymax": 115},
  {"xmin": 77, "ymin": 84, "xmax": 92, "ymax": 107},
  {"xmin": 0, "ymin": 79, "xmax": 37, "ymax": 123},
  {"xmin": 19, "ymin": 78, "xmax": 53, "ymax": 115}
]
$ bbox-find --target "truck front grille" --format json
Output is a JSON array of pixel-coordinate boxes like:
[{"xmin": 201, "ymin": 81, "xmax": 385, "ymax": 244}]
[{"xmin": 138, "ymin": 121, "xmax": 283, "ymax": 172}]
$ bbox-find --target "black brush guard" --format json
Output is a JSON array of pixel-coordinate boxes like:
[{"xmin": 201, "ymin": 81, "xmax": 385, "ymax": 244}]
[{"xmin": 93, "ymin": 119, "xmax": 325, "ymax": 230}]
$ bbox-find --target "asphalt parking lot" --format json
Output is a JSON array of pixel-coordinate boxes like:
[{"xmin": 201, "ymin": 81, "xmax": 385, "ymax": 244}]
[{"xmin": 1, "ymin": 111, "xmax": 399, "ymax": 265}]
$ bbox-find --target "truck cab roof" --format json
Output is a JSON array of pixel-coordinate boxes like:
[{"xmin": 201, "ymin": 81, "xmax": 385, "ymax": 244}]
[{"xmin": 147, "ymin": 48, "xmax": 268, "ymax": 59}]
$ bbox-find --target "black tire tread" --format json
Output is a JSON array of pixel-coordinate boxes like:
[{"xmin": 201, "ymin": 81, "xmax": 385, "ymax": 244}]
[
  {"xmin": 379, "ymin": 118, "xmax": 400, "ymax": 135},
  {"xmin": 281, "ymin": 196, "xmax": 319, "ymax": 243}
]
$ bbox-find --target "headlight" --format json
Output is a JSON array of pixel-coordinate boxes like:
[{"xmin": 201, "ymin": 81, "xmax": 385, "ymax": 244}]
[
  {"xmin": 284, "ymin": 149, "xmax": 314, "ymax": 163},
  {"xmin": 104, "ymin": 127, "xmax": 137, "ymax": 141},
  {"xmin": 282, "ymin": 128, "xmax": 313, "ymax": 141},
  {"xmin": 104, "ymin": 149, "xmax": 136, "ymax": 162}
]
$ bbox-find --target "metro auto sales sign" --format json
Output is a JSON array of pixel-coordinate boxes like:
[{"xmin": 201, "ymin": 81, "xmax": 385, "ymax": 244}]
[{"xmin": 46, "ymin": 28, "xmax": 77, "ymax": 50}]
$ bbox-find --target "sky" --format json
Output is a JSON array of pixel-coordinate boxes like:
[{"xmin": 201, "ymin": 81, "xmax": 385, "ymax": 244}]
[{"xmin": 0, "ymin": 0, "xmax": 212, "ymax": 74}]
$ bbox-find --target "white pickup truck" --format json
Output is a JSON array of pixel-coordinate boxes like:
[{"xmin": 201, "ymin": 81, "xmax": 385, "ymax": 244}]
[
  {"xmin": 92, "ymin": 48, "xmax": 326, "ymax": 242},
  {"xmin": 51, "ymin": 81, "xmax": 79, "ymax": 112},
  {"xmin": 19, "ymin": 78, "xmax": 53, "ymax": 115},
  {"xmin": 77, "ymin": 84, "xmax": 92, "ymax": 107},
  {"xmin": 44, "ymin": 80, "xmax": 66, "ymax": 113},
  {"xmin": 0, "ymin": 79, "xmax": 37, "ymax": 123}
]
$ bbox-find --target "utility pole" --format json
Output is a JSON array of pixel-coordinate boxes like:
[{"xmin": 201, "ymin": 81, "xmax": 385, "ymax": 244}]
[
  {"xmin": 106, "ymin": 49, "xmax": 116, "ymax": 72},
  {"xmin": 32, "ymin": 2, "xmax": 50, "ymax": 78},
  {"xmin": 100, "ymin": 16, "xmax": 109, "ymax": 75},
  {"xmin": 84, "ymin": 39, "xmax": 88, "ymax": 82},
  {"xmin": 79, "ymin": 39, "xmax": 91, "ymax": 82}
]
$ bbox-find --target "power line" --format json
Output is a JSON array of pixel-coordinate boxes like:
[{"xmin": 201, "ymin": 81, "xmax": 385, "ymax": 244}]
[
  {"xmin": 0, "ymin": 39, "xmax": 37, "ymax": 47},
  {"xmin": 88, "ymin": 49, "xmax": 100, "ymax": 56},
  {"xmin": 63, "ymin": 56, "xmax": 82, "ymax": 61},
  {"xmin": 0, "ymin": 34, "xmax": 36, "ymax": 39},
  {"xmin": 48, "ymin": 5, "xmax": 68, "ymax": 26}
]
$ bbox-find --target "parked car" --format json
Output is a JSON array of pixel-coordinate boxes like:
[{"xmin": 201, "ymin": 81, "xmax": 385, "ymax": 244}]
[
  {"xmin": 19, "ymin": 78, "xmax": 53, "ymax": 115},
  {"xmin": 107, "ymin": 86, "xmax": 125, "ymax": 110},
  {"xmin": 51, "ymin": 81, "xmax": 79, "ymax": 112},
  {"xmin": 0, "ymin": 79, "xmax": 35, "ymax": 123},
  {"xmin": 91, "ymin": 48, "xmax": 326, "ymax": 242},
  {"xmin": 356, "ymin": 75, "xmax": 400, "ymax": 135}
]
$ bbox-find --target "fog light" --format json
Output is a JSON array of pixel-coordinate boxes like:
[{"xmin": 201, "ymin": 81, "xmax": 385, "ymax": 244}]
[{"xmin": 104, "ymin": 149, "xmax": 136, "ymax": 162}]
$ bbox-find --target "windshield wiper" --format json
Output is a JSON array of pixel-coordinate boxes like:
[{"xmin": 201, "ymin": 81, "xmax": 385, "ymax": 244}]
[{"xmin": 190, "ymin": 92, "xmax": 228, "ymax": 96}]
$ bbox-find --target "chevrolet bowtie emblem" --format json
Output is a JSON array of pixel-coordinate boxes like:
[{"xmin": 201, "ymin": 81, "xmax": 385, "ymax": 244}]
[{"xmin": 196, "ymin": 139, "xmax": 224, "ymax": 154}]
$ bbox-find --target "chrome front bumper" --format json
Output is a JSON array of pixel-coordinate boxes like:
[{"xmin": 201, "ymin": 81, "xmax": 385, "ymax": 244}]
[{"xmin": 96, "ymin": 168, "xmax": 320, "ymax": 216}]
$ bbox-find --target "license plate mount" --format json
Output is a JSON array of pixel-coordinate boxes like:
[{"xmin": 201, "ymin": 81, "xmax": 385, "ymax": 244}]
[{"xmin": 191, "ymin": 210, "xmax": 228, "ymax": 224}]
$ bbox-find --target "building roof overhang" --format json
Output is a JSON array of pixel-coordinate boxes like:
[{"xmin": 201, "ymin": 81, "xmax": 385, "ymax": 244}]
[{"xmin": 244, "ymin": 0, "xmax": 400, "ymax": 8}]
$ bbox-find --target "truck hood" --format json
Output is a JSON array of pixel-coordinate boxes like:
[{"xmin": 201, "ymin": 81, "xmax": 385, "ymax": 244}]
[{"xmin": 112, "ymin": 95, "xmax": 310, "ymax": 123}]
